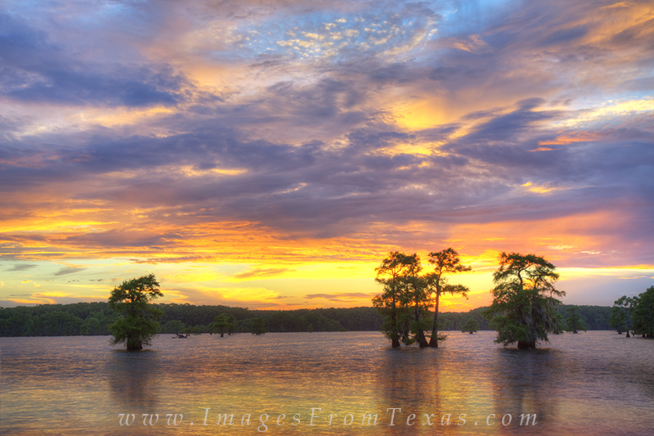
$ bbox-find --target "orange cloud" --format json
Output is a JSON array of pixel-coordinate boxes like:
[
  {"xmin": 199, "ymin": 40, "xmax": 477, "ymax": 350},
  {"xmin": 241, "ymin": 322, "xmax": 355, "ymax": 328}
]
[
  {"xmin": 530, "ymin": 146, "xmax": 562, "ymax": 152},
  {"xmin": 447, "ymin": 208, "xmax": 635, "ymax": 268},
  {"xmin": 539, "ymin": 131, "xmax": 602, "ymax": 146}
]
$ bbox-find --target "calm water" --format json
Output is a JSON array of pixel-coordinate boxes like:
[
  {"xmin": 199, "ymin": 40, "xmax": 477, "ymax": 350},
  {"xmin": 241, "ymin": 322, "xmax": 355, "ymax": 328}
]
[{"xmin": 1, "ymin": 331, "xmax": 653, "ymax": 435}]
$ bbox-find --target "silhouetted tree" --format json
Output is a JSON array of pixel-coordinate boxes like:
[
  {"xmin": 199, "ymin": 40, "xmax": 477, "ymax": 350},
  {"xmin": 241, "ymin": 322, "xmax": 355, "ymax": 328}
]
[
  {"xmin": 252, "ymin": 317, "xmax": 266, "ymax": 335},
  {"xmin": 633, "ymin": 286, "xmax": 654, "ymax": 338},
  {"xmin": 427, "ymin": 248, "xmax": 471, "ymax": 347},
  {"xmin": 401, "ymin": 253, "xmax": 430, "ymax": 348},
  {"xmin": 372, "ymin": 252, "xmax": 436, "ymax": 347},
  {"xmin": 614, "ymin": 296, "xmax": 637, "ymax": 337},
  {"xmin": 162, "ymin": 319, "xmax": 187, "ymax": 334},
  {"xmin": 551, "ymin": 309, "xmax": 565, "ymax": 334},
  {"xmin": 226, "ymin": 315, "xmax": 236, "ymax": 335},
  {"xmin": 372, "ymin": 252, "xmax": 411, "ymax": 348},
  {"xmin": 609, "ymin": 306, "xmax": 626, "ymax": 334},
  {"xmin": 108, "ymin": 274, "xmax": 163, "ymax": 351},
  {"xmin": 211, "ymin": 313, "xmax": 230, "ymax": 337},
  {"xmin": 484, "ymin": 253, "xmax": 565, "ymax": 349},
  {"xmin": 565, "ymin": 307, "xmax": 586, "ymax": 333},
  {"xmin": 461, "ymin": 317, "xmax": 479, "ymax": 334}
]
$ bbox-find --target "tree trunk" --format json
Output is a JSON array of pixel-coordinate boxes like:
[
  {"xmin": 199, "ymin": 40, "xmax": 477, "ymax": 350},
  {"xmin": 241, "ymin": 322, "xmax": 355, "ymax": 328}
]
[
  {"xmin": 417, "ymin": 331, "xmax": 429, "ymax": 348},
  {"xmin": 390, "ymin": 309, "xmax": 400, "ymax": 347},
  {"xmin": 429, "ymin": 293, "xmax": 440, "ymax": 348},
  {"xmin": 414, "ymin": 303, "xmax": 429, "ymax": 348},
  {"xmin": 517, "ymin": 340, "xmax": 535, "ymax": 349},
  {"xmin": 127, "ymin": 338, "xmax": 143, "ymax": 351}
]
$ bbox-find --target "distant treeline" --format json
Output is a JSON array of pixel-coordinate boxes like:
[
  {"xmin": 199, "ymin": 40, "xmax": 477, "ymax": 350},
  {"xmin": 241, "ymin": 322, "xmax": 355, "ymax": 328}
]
[{"xmin": 0, "ymin": 302, "xmax": 611, "ymax": 337}]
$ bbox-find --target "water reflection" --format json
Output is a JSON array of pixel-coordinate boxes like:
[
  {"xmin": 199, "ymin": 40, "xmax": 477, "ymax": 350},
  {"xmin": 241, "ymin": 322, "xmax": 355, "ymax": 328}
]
[
  {"xmin": 108, "ymin": 350, "xmax": 161, "ymax": 411},
  {"xmin": 375, "ymin": 348, "xmax": 436, "ymax": 434},
  {"xmin": 1, "ymin": 332, "xmax": 653, "ymax": 436},
  {"xmin": 489, "ymin": 348, "xmax": 561, "ymax": 435},
  {"xmin": 375, "ymin": 344, "xmax": 509, "ymax": 435}
]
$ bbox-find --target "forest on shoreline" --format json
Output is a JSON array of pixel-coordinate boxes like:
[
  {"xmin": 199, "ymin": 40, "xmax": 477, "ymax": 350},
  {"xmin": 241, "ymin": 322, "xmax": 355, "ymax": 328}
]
[{"xmin": 0, "ymin": 302, "xmax": 611, "ymax": 337}]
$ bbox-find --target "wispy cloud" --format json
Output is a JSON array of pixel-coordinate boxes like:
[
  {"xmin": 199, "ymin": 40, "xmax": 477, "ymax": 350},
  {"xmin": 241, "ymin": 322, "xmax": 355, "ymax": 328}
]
[
  {"xmin": 234, "ymin": 268, "xmax": 295, "ymax": 280},
  {"xmin": 53, "ymin": 267, "xmax": 87, "ymax": 276},
  {"xmin": 0, "ymin": 0, "xmax": 653, "ymax": 307},
  {"xmin": 305, "ymin": 293, "xmax": 375, "ymax": 301},
  {"xmin": 6, "ymin": 264, "xmax": 38, "ymax": 272}
]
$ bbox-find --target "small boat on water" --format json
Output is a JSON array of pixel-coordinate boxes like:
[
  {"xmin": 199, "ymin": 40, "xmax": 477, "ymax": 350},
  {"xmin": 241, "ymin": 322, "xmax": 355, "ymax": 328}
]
[{"xmin": 172, "ymin": 333, "xmax": 190, "ymax": 338}]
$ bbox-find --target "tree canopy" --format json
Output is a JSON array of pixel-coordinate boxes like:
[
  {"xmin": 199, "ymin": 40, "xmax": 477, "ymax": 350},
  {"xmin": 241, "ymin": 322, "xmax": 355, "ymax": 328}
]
[
  {"xmin": 565, "ymin": 307, "xmax": 587, "ymax": 334},
  {"xmin": 211, "ymin": 313, "xmax": 236, "ymax": 337},
  {"xmin": 427, "ymin": 248, "xmax": 471, "ymax": 347},
  {"xmin": 632, "ymin": 286, "xmax": 654, "ymax": 338},
  {"xmin": 372, "ymin": 251, "xmax": 412, "ymax": 347},
  {"xmin": 252, "ymin": 317, "xmax": 266, "ymax": 335},
  {"xmin": 484, "ymin": 253, "xmax": 565, "ymax": 349},
  {"xmin": 461, "ymin": 317, "xmax": 479, "ymax": 334},
  {"xmin": 609, "ymin": 305, "xmax": 627, "ymax": 334},
  {"xmin": 108, "ymin": 274, "xmax": 163, "ymax": 350},
  {"xmin": 372, "ymin": 250, "xmax": 469, "ymax": 348},
  {"xmin": 613, "ymin": 296, "xmax": 638, "ymax": 337},
  {"xmin": 402, "ymin": 253, "xmax": 430, "ymax": 347}
]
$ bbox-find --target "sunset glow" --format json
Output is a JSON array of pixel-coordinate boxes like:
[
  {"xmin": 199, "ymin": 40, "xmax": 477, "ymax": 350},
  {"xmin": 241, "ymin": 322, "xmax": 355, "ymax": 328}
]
[{"xmin": 1, "ymin": 0, "xmax": 652, "ymax": 310}]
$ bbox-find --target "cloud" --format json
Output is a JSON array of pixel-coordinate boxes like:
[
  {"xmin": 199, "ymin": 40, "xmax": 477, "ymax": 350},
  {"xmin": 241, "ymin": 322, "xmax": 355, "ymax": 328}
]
[
  {"xmin": 234, "ymin": 268, "xmax": 295, "ymax": 280},
  {"xmin": 63, "ymin": 229, "xmax": 179, "ymax": 249},
  {"xmin": 164, "ymin": 286, "xmax": 282, "ymax": 308},
  {"xmin": 0, "ymin": 300, "xmax": 39, "ymax": 307},
  {"xmin": 539, "ymin": 26, "xmax": 588, "ymax": 46},
  {"xmin": 0, "ymin": 0, "xmax": 653, "ymax": 307},
  {"xmin": 305, "ymin": 292, "xmax": 375, "ymax": 301},
  {"xmin": 6, "ymin": 263, "xmax": 38, "ymax": 271},
  {"xmin": 53, "ymin": 267, "xmax": 86, "ymax": 276},
  {"xmin": 0, "ymin": 12, "xmax": 186, "ymax": 108}
]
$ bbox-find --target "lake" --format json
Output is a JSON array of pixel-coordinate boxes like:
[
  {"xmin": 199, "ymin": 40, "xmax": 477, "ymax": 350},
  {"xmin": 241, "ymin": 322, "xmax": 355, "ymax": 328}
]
[{"xmin": 1, "ymin": 331, "xmax": 653, "ymax": 435}]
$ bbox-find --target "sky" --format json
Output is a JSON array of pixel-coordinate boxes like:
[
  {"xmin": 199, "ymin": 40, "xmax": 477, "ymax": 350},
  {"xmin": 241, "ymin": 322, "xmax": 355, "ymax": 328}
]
[{"xmin": 0, "ymin": 0, "xmax": 653, "ymax": 311}]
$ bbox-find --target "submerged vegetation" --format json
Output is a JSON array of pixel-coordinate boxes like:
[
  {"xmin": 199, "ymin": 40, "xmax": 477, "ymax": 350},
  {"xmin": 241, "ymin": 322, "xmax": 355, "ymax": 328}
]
[
  {"xmin": 251, "ymin": 317, "xmax": 266, "ymax": 335},
  {"xmin": 372, "ymin": 250, "xmax": 572, "ymax": 349},
  {"xmin": 632, "ymin": 286, "xmax": 654, "ymax": 338},
  {"xmin": 611, "ymin": 296, "xmax": 637, "ymax": 337},
  {"xmin": 611, "ymin": 286, "xmax": 654, "ymax": 338},
  {"xmin": 427, "ymin": 248, "xmax": 472, "ymax": 347},
  {"xmin": 461, "ymin": 317, "xmax": 480, "ymax": 334},
  {"xmin": 0, "ymin": 259, "xmax": 631, "ymax": 346},
  {"xmin": 565, "ymin": 307, "xmax": 587, "ymax": 334},
  {"xmin": 372, "ymin": 249, "xmax": 471, "ymax": 348},
  {"xmin": 108, "ymin": 274, "xmax": 163, "ymax": 351},
  {"xmin": 484, "ymin": 253, "xmax": 565, "ymax": 349},
  {"xmin": 210, "ymin": 313, "xmax": 236, "ymax": 337}
]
